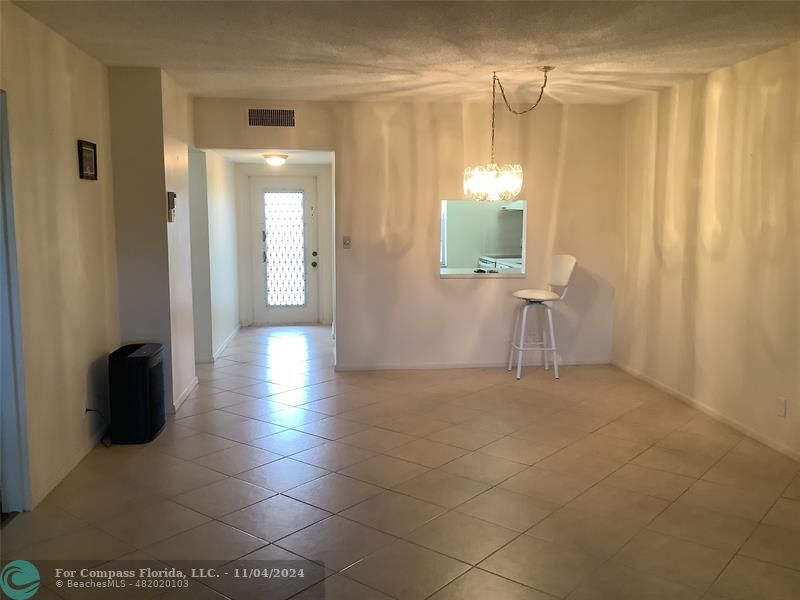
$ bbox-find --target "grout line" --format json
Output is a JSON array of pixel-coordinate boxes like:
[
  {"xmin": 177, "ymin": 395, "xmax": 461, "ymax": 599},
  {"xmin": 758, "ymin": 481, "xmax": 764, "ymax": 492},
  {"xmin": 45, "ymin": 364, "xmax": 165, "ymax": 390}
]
[
  {"xmin": 573, "ymin": 433, "xmax": 762, "ymax": 596},
  {"xmin": 19, "ymin": 329, "xmax": 800, "ymax": 600},
  {"xmin": 474, "ymin": 413, "xmax": 739, "ymax": 595},
  {"xmin": 704, "ymin": 466, "xmax": 800, "ymax": 590}
]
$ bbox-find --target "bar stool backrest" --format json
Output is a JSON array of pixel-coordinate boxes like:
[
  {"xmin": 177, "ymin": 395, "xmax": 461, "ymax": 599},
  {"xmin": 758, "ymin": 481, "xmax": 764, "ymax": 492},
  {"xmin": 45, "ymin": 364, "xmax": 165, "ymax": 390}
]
[{"xmin": 548, "ymin": 254, "xmax": 577, "ymax": 298}]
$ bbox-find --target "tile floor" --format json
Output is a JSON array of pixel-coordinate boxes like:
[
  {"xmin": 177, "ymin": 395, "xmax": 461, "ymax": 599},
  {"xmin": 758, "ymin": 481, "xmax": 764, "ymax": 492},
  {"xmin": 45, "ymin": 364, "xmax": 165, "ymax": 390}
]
[{"xmin": 2, "ymin": 325, "xmax": 800, "ymax": 599}]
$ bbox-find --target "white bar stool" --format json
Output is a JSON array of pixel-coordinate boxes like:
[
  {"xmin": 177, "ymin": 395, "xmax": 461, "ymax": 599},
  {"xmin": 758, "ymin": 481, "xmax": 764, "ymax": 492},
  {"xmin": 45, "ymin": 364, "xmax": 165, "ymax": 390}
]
[{"xmin": 508, "ymin": 254, "xmax": 577, "ymax": 379}]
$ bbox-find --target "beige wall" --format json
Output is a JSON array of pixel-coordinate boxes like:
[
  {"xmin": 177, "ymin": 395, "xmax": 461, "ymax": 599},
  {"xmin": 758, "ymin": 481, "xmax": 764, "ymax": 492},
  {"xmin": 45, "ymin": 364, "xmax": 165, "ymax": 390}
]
[
  {"xmin": 108, "ymin": 67, "xmax": 174, "ymax": 399},
  {"xmin": 196, "ymin": 100, "xmax": 622, "ymax": 368},
  {"xmin": 615, "ymin": 42, "xmax": 800, "ymax": 457},
  {"xmin": 0, "ymin": 2, "xmax": 4, "ymax": 81},
  {"xmin": 205, "ymin": 150, "xmax": 239, "ymax": 354},
  {"xmin": 161, "ymin": 72, "xmax": 196, "ymax": 406},
  {"xmin": 109, "ymin": 68, "xmax": 197, "ymax": 409},
  {"xmin": 1, "ymin": 3, "xmax": 119, "ymax": 505},
  {"xmin": 188, "ymin": 149, "xmax": 213, "ymax": 361}
]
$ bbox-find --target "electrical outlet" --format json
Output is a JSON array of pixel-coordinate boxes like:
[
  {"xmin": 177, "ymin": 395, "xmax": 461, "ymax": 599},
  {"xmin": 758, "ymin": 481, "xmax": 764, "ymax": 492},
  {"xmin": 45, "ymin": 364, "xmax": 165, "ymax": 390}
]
[{"xmin": 779, "ymin": 397, "xmax": 788, "ymax": 418}]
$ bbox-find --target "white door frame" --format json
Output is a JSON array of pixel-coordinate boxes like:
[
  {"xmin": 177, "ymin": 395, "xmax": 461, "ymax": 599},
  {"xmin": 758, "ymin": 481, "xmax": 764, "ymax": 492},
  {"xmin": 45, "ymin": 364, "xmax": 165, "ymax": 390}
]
[
  {"xmin": 0, "ymin": 90, "xmax": 32, "ymax": 512},
  {"xmin": 235, "ymin": 163, "xmax": 335, "ymax": 330},
  {"xmin": 250, "ymin": 176, "xmax": 320, "ymax": 325}
]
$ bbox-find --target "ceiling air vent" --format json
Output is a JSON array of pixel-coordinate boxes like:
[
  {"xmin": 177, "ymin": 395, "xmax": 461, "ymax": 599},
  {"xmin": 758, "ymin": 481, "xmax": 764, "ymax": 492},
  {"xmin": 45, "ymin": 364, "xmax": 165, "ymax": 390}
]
[{"xmin": 248, "ymin": 108, "xmax": 295, "ymax": 127}]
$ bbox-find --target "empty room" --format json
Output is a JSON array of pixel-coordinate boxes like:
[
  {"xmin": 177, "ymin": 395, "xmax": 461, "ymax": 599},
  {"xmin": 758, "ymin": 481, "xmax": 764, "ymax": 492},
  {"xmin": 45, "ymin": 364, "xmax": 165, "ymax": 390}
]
[{"xmin": 0, "ymin": 1, "xmax": 798, "ymax": 599}]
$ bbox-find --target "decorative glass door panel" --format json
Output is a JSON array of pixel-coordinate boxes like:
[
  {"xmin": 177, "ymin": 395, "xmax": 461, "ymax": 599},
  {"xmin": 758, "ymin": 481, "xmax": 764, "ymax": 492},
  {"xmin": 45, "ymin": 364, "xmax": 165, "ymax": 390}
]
[{"xmin": 263, "ymin": 191, "xmax": 306, "ymax": 307}]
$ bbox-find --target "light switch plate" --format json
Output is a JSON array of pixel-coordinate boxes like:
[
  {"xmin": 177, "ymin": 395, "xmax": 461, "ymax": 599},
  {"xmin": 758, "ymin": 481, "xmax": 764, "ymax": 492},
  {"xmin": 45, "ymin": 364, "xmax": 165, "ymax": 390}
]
[{"xmin": 342, "ymin": 235, "xmax": 351, "ymax": 249}]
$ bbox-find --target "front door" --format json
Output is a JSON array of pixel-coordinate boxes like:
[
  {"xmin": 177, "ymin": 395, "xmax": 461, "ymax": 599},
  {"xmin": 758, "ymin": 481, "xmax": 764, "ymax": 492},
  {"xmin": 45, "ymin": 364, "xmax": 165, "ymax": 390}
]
[{"xmin": 250, "ymin": 176, "xmax": 319, "ymax": 324}]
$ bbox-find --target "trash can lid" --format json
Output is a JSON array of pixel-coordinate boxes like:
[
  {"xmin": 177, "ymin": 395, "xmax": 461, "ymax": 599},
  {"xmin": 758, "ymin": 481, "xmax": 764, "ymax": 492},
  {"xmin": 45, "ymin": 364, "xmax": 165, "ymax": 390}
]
[{"xmin": 129, "ymin": 343, "xmax": 164, "ymax": 358}]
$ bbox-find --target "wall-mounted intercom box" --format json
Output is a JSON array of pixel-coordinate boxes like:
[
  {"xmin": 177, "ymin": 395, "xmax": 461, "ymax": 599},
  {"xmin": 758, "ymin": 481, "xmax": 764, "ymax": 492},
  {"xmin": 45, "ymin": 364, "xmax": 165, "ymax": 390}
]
[{"xmin": 167, "ymin": 192, "xmax": 176, "ymax": 223}]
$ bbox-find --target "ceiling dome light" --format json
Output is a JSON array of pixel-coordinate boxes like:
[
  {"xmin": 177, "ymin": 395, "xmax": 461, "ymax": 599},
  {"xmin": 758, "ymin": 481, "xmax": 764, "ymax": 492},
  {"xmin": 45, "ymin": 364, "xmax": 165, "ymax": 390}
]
[
  {"xmin": 464, "ymin": 67, "xmax": 553, "ymax": 202},
  {"xmin": 263, "ymin": 153, "xmax": 288, "ymax": 166}
]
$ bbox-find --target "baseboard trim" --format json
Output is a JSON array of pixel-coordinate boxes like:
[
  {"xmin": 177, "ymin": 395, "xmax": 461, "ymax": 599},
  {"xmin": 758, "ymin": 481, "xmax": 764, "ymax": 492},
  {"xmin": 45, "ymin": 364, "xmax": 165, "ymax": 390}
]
[
  {"xmin": 213, "ymin": 326, "xmax": 240, "ymax": 360},
  {"xmin": 335, "ymin": 358, "xmax": 610, "ymax": 372},
  {"xmin": 613, "ymin": 362, "xmax": 800, "ymax": 462},
  {"xmin": 172, "ymin": 376, "xmax": 198, "ymax": 414}
]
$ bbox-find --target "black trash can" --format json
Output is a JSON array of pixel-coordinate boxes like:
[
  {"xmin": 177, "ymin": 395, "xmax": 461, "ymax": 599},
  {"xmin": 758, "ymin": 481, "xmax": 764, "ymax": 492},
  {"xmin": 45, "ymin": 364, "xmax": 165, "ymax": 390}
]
[{"xmin": 109, "ymin": 343, "xmax": 166, "ymax": 444}]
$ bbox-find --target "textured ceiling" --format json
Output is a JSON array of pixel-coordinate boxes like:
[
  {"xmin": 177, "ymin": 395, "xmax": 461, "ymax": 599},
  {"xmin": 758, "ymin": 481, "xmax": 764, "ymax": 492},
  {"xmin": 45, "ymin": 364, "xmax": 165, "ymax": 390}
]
[{"xmin": 16, "ymin": 1, "xmax": 800, "ymax": 104}]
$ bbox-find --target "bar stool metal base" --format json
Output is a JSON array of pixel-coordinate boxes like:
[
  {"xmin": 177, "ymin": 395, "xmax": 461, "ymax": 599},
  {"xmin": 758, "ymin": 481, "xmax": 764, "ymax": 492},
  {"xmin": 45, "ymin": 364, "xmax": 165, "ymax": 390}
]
[{"xmin": 507, "ymin": 301, "xmax": 559, "ymax": 380}]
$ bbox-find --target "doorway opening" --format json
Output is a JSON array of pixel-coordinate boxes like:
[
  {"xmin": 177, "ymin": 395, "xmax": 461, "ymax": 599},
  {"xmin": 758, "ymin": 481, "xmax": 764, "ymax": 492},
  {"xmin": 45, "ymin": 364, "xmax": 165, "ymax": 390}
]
[
  {"xmin": 236, "ymin": 151, "xmax": 335, "ymax": 331},
  {"xmin": 191, "ymin": 149, "xmax": 335, "ymax": 364}
]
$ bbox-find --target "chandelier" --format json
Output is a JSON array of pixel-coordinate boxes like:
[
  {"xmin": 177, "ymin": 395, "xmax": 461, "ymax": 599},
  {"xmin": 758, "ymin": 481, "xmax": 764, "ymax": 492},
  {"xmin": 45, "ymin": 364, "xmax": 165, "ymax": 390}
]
[{"xmin": 464, "ymin": 67, "xmax": 553, "ymax": 201}]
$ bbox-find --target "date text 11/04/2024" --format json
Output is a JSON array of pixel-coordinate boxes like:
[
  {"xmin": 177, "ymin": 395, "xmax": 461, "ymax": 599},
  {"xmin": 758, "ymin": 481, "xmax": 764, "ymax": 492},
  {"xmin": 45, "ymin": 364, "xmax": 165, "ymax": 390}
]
[
  {"xmin": 53, "ymin": 567, "xmax": 307, "ymax": 579},
  {"xmin": 193, "ymin": 568, "xmax": 307, "ymax": 579}
]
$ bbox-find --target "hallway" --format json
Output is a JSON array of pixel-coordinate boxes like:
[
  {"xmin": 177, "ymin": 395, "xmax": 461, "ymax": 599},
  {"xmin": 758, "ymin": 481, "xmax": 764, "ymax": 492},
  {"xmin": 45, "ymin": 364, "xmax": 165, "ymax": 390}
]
[{"xmin": 1, "ymin": 326, "xmax": 799, "ymax": 599}]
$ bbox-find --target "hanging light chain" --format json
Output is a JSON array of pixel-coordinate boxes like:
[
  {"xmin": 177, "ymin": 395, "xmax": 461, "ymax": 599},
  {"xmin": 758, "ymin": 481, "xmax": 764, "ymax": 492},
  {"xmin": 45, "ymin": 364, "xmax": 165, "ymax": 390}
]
[
  {"xmin": 494, "ymin": 67, "xmax": 550, "ymax": 115},
  {"xmin": 487, "ymin": 67, "xmax": 551, "ymax": 164},
  {"xmin": 491, "ymin": 72, "xmax": 497, "ymax": 163}
]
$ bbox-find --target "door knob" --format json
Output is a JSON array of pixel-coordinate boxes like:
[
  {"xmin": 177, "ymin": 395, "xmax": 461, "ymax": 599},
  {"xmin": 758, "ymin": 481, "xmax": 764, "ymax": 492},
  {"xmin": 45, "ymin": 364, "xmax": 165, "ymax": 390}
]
[
  {"xmin": 311, "ymin": 261, "xmax": 318, "ymax": 268},
  {"xmin": 312, "ymin": 251, "xmax": 318, "ymax": 257}
]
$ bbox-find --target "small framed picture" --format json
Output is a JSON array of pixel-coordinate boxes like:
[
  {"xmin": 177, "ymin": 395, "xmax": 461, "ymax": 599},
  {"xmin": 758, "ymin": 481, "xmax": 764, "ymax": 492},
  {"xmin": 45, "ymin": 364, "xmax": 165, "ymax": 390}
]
[{"xmin": 77, "ymin": 140, "xmax": 97, "ymax": 180}]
